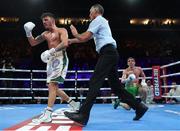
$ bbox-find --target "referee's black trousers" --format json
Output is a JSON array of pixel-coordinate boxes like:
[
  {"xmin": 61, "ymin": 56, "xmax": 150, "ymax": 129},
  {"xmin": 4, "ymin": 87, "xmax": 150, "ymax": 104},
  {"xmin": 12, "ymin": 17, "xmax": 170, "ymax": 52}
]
[{"xmin": 79, "ymin": 44, "xmax": 139, "ymax": 116}]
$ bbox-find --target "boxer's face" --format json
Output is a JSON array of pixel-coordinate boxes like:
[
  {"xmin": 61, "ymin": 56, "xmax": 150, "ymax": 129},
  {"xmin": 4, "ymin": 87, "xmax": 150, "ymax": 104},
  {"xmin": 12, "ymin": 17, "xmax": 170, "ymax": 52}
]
[
  {"xmin": 42, "ymin": 16, "xmax": 54, "ymax": 29},
  {"xmin": 127, "ymin": 58, "xmax": 135, "ymax": 68}
]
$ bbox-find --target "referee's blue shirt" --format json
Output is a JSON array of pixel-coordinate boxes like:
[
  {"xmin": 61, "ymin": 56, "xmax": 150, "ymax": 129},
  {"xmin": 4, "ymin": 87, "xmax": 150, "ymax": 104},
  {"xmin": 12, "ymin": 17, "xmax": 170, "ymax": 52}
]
[{"xmin": 87, "ymin": 15, "xmax": 117, "ymax": 53}]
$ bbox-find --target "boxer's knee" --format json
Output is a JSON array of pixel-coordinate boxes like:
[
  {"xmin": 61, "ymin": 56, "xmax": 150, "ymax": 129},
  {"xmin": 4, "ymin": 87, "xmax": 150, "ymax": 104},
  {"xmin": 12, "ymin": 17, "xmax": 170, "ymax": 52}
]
[{"xmin": 48, "ymin": 82, "xmax": 58, "ymax": 89}]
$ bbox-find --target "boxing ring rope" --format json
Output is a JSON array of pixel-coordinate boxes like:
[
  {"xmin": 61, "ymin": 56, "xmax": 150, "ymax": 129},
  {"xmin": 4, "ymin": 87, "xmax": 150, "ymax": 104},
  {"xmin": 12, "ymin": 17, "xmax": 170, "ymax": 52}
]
[
  {"xmin": 160, "ymin": 61, "xmax": 180, "ymax": 100},
  {"xmin": 160, "ymin": 73, "xmax": 180, "ymax": 78},
  {"xmin": 160, "ymin": 61, "xmax": 180, "ymax": 68},
  {"xmin": 0, "ymin": 61, "xmax": 179, "ymax": 102}
]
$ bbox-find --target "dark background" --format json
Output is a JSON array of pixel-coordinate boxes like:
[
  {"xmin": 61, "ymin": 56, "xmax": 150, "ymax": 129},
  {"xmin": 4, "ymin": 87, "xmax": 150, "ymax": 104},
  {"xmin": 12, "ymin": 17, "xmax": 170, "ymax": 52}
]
[
  {"xmin": 1, "ymin": 0, "xmax": 180, "ymax": 18},
  {"xmin": 0, "ymin": 0, "xmax": 180, "ymax": 69}
]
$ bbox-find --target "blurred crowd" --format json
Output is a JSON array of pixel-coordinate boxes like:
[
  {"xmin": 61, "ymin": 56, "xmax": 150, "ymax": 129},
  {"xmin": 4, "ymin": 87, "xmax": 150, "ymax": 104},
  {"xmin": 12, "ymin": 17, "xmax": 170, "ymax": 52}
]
[{"xmin": 0, "ymin": 35, "xmax": 179, "ymax": 70}]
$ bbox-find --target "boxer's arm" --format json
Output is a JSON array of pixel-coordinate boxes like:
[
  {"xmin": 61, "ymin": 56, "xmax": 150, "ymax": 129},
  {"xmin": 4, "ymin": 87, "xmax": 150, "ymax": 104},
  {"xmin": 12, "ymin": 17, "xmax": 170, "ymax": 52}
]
[
  {"xmin": 24, "ymin": 22, "xmax": 45, "ymax": 46},
  {"xmin": 27, "ymin": 34, "xmax": 45, "ymax": 46},
  {"xmin": 140, "ymin": 67, "xmax": 147, "ymax": 86},
  {"xmin": 121, "ymin": 70, "xmax": 128, "ymax": 83},
  {"xmin": 140, "ymin": 67, "xmax": 146, "ymax": 79}
]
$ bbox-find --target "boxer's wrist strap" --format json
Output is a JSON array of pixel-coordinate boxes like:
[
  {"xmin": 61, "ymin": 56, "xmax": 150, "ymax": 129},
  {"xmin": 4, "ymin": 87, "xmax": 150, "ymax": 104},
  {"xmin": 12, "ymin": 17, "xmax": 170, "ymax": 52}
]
[{"xmin": 26, "ymin": 31, "xmax": 32, "ymax": 37}]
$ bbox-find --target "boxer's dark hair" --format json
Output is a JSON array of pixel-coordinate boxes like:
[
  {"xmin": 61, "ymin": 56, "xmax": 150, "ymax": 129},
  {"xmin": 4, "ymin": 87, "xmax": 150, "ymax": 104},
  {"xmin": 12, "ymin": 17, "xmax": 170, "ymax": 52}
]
[
  {"xmin": 41, "ymin": 12, "xmax": 56, "ymax": 20},
  {"xmin": 127, "ymin": 57, "xmax": 135, "ymax": 61}
]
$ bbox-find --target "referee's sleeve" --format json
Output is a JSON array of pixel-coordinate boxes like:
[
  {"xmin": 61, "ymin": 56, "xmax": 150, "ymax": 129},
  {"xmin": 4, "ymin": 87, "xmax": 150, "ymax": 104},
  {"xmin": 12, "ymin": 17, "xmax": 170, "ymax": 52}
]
[{"xmin": 87, "ymin": 19, "xmax": 101, "ymax": 34}]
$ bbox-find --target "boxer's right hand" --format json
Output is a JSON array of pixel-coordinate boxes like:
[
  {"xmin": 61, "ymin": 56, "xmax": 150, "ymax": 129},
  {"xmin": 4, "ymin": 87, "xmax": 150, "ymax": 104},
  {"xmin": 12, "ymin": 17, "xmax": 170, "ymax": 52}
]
[{"xmin": 24, "ymin": 22, "xmax": 35, "ymax": 37}]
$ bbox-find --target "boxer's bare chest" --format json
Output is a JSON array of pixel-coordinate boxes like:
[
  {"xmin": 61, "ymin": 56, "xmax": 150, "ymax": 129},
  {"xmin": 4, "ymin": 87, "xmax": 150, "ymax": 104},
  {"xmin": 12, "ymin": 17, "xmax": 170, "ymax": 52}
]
[
  {"xmin": 44, "ymin": 31, "xmax": 61, "ymax": 48},
  {"xmin": 126, "ymin": 67, "xmax": 141, "ymax": 77}
]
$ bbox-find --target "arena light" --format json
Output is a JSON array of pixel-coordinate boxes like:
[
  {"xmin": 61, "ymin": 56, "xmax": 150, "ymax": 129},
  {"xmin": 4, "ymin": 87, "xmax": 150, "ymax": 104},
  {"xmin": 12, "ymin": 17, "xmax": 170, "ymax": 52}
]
[
  {"xmin": 142, "ymin": 19, "xmax": 149, "ymax": 25},
  {"xmin": 57, "ymin": 18, "xmax": 90, "ymax": 25},
  {"xmin": 58, "ymin": 18, "xmax": 65, "ymax": 25},
  {"xmin": 172, "ymin": 20, "xmax": 177, "ymax": 24},
  {"xmin": 130, "ymin": 19, "xmax": 136, "ymax": 24},
  {"xmin": 0, "ymin": 17, "xmax": 19, "ymax": 23},
  {"xmin": 163, "ymin": 19, "xmax": 172, "ymax": 25},
  {"xmin": 129, "ymin": 18, "xmax": 180, "ymax": 26},
  {"xmin": 67, "ymin": 19, "xmax": 72, "ymax": 25}
]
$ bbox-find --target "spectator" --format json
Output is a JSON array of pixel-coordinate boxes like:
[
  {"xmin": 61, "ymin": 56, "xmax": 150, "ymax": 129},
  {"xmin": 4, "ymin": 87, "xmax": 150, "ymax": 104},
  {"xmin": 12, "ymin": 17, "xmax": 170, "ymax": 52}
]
[
  {"xmin": 2, "ymin": 60, "xmax": 15, "ymax": 88},
  {"xmin": 146, "ymin": 80, "xmax": 154, "ymax": 104},
  {"xmin": 166, "ymin": 82, "xmax": 180, "ymax": 103}
]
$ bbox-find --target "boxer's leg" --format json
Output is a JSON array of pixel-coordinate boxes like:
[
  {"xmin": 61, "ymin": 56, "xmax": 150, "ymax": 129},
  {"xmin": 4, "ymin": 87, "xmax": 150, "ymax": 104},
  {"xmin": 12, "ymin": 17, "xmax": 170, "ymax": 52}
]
[
  {"xmin": 32, "ymin": 82, "xmax": 57, "ymax": 123},
  {"xmin": 113, "ymin": 85, "xmax": 138, "ymax": 110},
  {"xmin": 56, "ymin": 88, "xmax": 80, "ymax": 111}
]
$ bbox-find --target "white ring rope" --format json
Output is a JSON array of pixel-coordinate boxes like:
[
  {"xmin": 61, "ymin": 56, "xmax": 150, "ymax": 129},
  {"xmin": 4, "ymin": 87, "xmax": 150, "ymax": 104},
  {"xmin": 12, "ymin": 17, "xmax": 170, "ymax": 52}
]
[
  {"xmin": 77, "ymin": 67, "xmax": 152, "ymax": 73},
  {"xmin": 160, "ymin": 61, "xmax": 180, "ymax": 100},
  {"xmin": 160, "ymin": 61, "xmax": 180, "ymax": 68},
  {"xmin": 0, "ymin": 96, "xmax": 118, "ymax": 100},
  {"xmin": 161, "ymin": 85, "xmax": 180, "ymax": 88},
  {"xmin": 0, "ymin": 78, "xmax": 31, "ymax": 81},
  {"xmin": 0, "ymin": 88, "xmax": 31, "ymax": 91},
  {"xmin": 32, "ymin": 70, "xmax": 76, "ymax": 73},
  {"xmin": 0, "ymin": 77, "xmax": 153, "ymax": 81},
  {"xmin": 0, "ymin": 69, "xmax": 76, "ymax": 73},
  {"xmin": 0, "ymin": 69, "xmax": 30, "ymax": 72},
  {"xmin": 0, "ymin": 87, "xmax": 111, "ymax": 91},
  {"xmin": 32, "ymin": 78, "xmax": 76, "ymax": 82},
  {"xmin": 0, "ymin": 67, "xmax": 152, "ymax": 73},
  {"xmin": 162, "ymin": 96, "xmax": 180, "ymax": 98},
  {"xmin": 0, "ymin": 96, "xmax": 141, "ymax": 100},
  {"xmin": 160, "ymin": 72, "xmax": 180, "ymax": 78},
  {"xmin": 0, "ymin": 97, "xmax": 32, "ymax": 99},
  {"xmin": 0, "ymin": 61, "xmax": 179, "ymax": 100}
]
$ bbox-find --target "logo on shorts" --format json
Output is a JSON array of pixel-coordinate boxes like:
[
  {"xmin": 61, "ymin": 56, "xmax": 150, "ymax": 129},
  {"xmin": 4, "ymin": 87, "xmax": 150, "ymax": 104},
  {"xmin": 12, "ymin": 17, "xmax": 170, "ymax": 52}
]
[{"xmin": 52, "ymin": 59, "xmax": 60, "ymax": 68}]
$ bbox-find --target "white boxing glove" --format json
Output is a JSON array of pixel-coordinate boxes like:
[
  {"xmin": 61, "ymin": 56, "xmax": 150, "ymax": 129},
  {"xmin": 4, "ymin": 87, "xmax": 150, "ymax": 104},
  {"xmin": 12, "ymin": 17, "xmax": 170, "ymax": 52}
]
[
  {"xmin": 127, "ymin": 74, "xmax": 136, "ymax": 81},
  {"xmin": 141, "ymin": 79, "xmax": 147, "ymax": 87},
  {"xmin": 24, "ymin": 22, "xmax": 35, "ymax": 37},
  {"xmin": 41, "ymin": 50, "xmax": 51, "ymax": 63},
  {"xmin": 122, "ymin": 74, "xmax": 136, "ymax": 84},
  {"xmin": 40, "ymin": 48, "xmax": 56, "ymax": 63}
]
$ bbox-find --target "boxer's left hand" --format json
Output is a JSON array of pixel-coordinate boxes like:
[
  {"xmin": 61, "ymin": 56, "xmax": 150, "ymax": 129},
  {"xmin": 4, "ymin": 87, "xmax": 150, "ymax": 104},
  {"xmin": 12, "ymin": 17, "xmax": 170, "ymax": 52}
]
[{"xmin": 40, "ymin": 48, "xmax": 56, "ymax": 63}]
